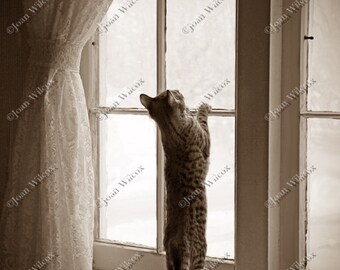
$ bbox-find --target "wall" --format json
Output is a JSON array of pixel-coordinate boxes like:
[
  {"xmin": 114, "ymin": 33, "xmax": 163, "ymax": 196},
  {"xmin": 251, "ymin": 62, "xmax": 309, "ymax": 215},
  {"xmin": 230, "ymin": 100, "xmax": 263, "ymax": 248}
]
[{"xmin": 0, "ymin": 0, "xmax": 29, "ymax": 215}]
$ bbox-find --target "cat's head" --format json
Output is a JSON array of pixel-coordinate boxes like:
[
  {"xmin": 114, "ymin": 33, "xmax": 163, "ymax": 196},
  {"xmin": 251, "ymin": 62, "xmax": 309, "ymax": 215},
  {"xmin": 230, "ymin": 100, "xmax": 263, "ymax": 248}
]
[{"xmin": 140, "ymin": 90, "xmax": 191, "ymax": 129}]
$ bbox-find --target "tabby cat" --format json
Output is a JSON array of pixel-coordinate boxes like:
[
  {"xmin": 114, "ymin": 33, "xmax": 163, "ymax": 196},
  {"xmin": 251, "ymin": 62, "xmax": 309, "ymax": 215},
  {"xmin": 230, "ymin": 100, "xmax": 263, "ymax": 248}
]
[{"xmin": 140, "ymin": 90, "xmax": 211, "ymax": 270}]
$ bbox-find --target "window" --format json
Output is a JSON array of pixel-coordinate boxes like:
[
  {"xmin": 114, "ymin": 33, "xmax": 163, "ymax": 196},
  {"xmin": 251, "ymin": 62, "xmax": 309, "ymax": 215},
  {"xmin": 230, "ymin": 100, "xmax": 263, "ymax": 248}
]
[
  {"xmin": 82, "ymin": 0, "xmax": 340, "ymax": 269},
  {"xmin": 81, "ymin": 1, "xmax": 274, "ymax": 269},
  {"xmin": 271, "ymin": 1, "xmax": 340, "ymax": 269},
  {"xmin": 303, "ymin": 1, "xmax": 340, "ymax": 269},
  {"xmin": 97, "ymin": 0, "xmax": 158, "ymax": 249},
  {"xmin": 88, "ymin": 0, "xmax": 237, "ymax": 267}
]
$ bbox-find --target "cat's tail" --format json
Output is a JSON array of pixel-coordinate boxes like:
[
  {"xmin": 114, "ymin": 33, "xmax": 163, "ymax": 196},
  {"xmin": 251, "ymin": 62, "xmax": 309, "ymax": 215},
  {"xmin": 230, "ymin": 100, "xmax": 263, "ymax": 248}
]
[
  {"xmin": 171, "ymin": 244, "xmax": 190, "ymax": 270},
  {"xmin": 171, "ymin": 245, "xmax": 181, "ymax": 270},
  {"xmin": 190, "ymin": 249, "xmax": 206, "ymax": 270}
]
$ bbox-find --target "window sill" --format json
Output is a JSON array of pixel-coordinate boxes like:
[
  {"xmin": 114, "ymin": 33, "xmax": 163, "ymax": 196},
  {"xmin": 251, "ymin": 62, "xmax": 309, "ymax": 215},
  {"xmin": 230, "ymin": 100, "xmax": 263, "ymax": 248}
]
[{"xmin": 93, "ymin": 241, "xmax": 235, "ymax": 270}]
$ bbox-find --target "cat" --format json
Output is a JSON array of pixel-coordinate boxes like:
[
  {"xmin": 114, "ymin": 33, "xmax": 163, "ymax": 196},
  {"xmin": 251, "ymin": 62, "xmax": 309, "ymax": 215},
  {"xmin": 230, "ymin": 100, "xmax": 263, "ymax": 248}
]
[{"xmin": 140, "ymin": 90, "xmax": 211, "ymax": 270}]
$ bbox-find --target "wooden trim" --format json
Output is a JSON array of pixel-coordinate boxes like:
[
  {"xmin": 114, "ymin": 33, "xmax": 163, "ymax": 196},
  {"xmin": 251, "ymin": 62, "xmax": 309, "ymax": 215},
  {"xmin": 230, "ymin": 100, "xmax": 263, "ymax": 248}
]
[
  {"xmin": 299, "ymin": 4, "xmax": 310, "ymax": 267},
  {"xmin": 87, "ymin": 0, "xmax": 239, "ymax": 267},
  {"xmin": 156, "ymin": 0, "xmax": 166, "ymax": 253},
  {"xmin": 89, "ymin": 107, "xmax": 235, "ymax": 116},
  {"xmin": 236, "ymin": 0, "xmax": 270, "ymax": 269},
  {"xmin": 300, "ymin": 111, "xmax": 340, "ymax": 119},
  {"xmin": 279, "ymin": 0, "xmax": 302, "ymax": 268},
  {"xmin": 268, "ymin": 1, "xmax": 284, "ymax": 269},
  {"xmin": 93, "ymin": 241, "xmax": 235, "ymax": 270},
  {"xmin": 80, "ymin": 35, "xmax": 101, "ymax": 239}
]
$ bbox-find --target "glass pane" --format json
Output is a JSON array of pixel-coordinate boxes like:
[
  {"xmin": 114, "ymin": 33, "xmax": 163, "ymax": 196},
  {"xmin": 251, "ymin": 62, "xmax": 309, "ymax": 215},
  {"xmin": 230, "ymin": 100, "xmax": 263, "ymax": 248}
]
[
  {"xmin": 99, "ymin": 0, "xmax": 157, "ymax": 108},
  {"xmin": 308, "ymin": 0, "xmax": 340, "ymax": 112},
  {"xmin": 307, "ymin": 118, "xmax": 340, "ymax": 270},
  {"xmin": 166, "ymin": 0, "xmax": 236, "ymax": 110},
  {"xmin": 99, "ymin": 115, "xmax": 157, "ymax": 248},
  {"xmin": 206, "ymin": 116, "xmax": 235, "ymax": 259}
]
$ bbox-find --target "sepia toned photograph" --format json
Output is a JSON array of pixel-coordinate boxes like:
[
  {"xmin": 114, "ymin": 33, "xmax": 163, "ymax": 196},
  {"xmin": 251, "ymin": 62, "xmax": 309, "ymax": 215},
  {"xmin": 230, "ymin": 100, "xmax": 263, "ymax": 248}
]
[{"xmin": 0, "ymin": 0, "xmax": 339, "ymax": 269}]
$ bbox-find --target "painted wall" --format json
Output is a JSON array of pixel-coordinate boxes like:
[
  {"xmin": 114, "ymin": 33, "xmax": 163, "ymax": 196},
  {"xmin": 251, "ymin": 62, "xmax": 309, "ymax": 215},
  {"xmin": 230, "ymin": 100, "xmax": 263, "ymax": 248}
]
[{"xmin": 0, "ymin": 0, "xmax": 29, "ymax": 216}]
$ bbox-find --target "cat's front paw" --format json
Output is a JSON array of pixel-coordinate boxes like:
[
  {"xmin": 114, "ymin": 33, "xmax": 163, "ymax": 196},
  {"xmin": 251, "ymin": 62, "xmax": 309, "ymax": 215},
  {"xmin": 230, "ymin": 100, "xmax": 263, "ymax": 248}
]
[{"xmin": 198, "ymin": 103, "xmax": 212, "ymax": 113}]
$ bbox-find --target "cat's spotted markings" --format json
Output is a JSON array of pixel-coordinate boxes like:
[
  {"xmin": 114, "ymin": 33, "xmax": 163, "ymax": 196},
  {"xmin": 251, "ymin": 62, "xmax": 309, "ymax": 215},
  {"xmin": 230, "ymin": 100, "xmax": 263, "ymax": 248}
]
[{"xmin": 140, "ymin": 90, "xmax": 211, "ymax": 270}]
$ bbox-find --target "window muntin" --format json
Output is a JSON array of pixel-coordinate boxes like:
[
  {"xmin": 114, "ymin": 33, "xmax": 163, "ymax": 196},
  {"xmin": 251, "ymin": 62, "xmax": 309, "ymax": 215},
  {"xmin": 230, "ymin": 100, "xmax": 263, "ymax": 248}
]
[
  {"xmin": 96, "ymin": 0, "xmax": 237, "ymax": 260},
  {"xmin": 304, "ymin": 1, "xmax": 340, "ymax": 269}
]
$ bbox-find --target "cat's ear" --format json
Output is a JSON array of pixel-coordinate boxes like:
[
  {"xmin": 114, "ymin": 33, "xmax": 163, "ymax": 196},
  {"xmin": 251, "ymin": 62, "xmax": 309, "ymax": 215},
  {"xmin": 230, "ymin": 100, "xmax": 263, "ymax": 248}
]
[
  {"xmin": 167, "ymin": 90, "xmax": 179, "ymax": 106},
  {"xmin": 140, "ymin": 94, "xmax": 152, "ymax": 109}
]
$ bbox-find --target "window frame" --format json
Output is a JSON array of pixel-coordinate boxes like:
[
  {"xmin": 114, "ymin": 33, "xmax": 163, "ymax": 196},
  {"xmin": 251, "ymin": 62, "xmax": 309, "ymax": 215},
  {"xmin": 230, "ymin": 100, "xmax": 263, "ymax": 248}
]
[
  {"xmin": 92, "ymin": 0, "xmax": 236, "ymax": 254},
  {"xmin": 301, "ymin": 2, "xmax": 340, "ymax": 269},
  {"xmin": 268, "ymin": 1, "xmax": 340, "ymax": 270},
  {"xmin": 267, "ymin": 1, "xmax": 306, "ymax": 269},
  {"xmin": 80, "ymin": 0, "xmax": 273, "ymax": 269}
]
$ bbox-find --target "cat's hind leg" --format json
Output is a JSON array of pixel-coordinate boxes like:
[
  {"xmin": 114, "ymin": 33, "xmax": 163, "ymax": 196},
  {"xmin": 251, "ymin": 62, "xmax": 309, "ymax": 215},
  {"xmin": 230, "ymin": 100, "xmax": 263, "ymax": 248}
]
[
  {"xmin": 169, "ymin": 242, "xmax": 190, "ymax": 270},
  {"xmin": 165, "ymin": 242, "xmax": 177, "ymax": 270},
  {"xmin": 178, "ymin": 246, "xmax": 190, "ymax": 270},
  {"xmin": 190, "ymin": 248, "xmax": 206, "ymax": 270},
  {"xmin": 166, "ymin": 252, "xmax": 174, "ymax": 270},
  {"xmin": 166, "ymin": 241, "xmax": 189, "ymax": 270}
]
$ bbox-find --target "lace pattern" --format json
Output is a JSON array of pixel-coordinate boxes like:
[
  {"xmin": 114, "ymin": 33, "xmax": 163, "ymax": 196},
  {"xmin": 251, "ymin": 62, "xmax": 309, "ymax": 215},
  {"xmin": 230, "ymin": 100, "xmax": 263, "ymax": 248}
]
[
  {"xmin": 0, "ymin": 0, "xmax": 113, "ymax": 269},
  {"xmin": 28, "ymin": 39, "xmax": 83, "ymax": 72}
]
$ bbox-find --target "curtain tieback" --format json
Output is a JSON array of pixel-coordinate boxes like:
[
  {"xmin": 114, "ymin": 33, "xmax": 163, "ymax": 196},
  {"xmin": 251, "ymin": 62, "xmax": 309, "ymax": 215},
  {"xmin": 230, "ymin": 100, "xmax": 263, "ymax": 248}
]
[{"xmin": 28, "ymin": 39, "xmax": 83, "ymax": 72}]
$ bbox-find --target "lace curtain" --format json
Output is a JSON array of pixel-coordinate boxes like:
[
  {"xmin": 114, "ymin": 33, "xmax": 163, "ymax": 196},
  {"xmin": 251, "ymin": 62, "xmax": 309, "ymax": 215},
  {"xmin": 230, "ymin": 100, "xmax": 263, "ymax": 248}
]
[{"xmin": 0, "ymin": 0, "xmax": 113, "ymax": 269}]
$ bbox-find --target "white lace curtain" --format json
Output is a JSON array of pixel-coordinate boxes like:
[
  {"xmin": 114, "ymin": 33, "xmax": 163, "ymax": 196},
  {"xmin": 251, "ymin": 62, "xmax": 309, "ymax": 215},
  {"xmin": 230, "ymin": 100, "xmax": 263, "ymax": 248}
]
[{"xmin": 0, "ymin": 0, "xmax": 112, "ymax": 269}]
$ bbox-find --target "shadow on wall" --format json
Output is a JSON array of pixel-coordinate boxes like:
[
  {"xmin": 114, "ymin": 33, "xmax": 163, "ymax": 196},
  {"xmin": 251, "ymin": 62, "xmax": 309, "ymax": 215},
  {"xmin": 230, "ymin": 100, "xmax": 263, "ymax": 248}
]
[{"xmin": 0, "ymin": 0, "xmax": 29, "ymax": 217}]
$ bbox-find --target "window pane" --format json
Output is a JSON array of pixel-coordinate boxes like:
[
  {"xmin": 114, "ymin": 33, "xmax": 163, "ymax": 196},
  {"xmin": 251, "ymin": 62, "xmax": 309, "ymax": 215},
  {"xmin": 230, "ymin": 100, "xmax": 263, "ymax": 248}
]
[
  {"xmin": 308, "ymin": 0, "xmax": 340, "ymax": 112},
  {"xmin": 166, "ymin": 0, "xmax": 236, "ymax": 109},
  {"xmin": 206, "ymin": 116, "xmax": 235, "ymax": 259},
  {"xmin": 99, "ymin": 0, "xmax": 157, "ymax": 108},
  {"xmin": 99, "ymin": 115, "xmax": 157, "ymax": 248},
  {"xmin": 307, "ymin": 118, "xmax": 340, "ymax": 270}
]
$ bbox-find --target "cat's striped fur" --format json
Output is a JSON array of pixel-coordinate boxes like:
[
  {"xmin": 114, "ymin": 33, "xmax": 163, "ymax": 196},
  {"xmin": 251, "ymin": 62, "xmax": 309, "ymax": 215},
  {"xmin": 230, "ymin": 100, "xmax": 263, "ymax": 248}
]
[{"xmin": 140, "ymin": 90, "xmax": 211, "ymax": 270}]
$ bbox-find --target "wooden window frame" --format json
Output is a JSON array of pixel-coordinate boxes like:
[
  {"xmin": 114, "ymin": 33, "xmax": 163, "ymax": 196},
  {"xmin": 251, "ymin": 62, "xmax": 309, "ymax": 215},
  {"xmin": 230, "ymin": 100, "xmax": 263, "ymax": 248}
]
[
  {"xmin": 81, "ymin": 0, "xmax": 272, "ymax": 269},
  {"xmin": 269, "ymin": 1, "xmax": 340, "ymax": 270}
]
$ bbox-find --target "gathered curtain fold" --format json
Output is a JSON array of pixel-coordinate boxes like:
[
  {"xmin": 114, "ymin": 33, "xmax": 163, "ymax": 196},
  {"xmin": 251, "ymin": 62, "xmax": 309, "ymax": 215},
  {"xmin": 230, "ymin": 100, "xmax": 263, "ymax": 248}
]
[{"xmin": 0, "ymin": 0, "xmax": 113, "ymax": 269}]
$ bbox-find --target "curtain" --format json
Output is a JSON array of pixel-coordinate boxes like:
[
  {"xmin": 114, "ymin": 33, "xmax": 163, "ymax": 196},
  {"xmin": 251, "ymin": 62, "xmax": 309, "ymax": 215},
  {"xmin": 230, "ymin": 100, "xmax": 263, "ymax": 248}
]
[{"xmin": 0, "ymin": 0, "xmax": 113, "ymax": 269}]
